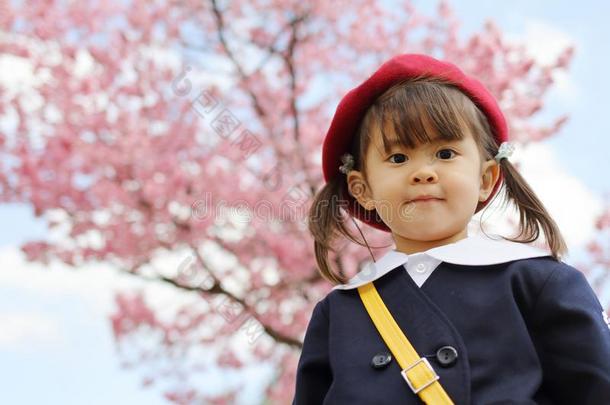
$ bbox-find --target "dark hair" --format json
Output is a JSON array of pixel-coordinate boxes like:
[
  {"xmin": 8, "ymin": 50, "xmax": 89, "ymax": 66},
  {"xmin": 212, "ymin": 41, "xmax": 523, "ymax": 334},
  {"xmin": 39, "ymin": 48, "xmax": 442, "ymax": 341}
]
[{"xmin": 308, "ymin": 76, "xmax": 567, "ymax": 285}]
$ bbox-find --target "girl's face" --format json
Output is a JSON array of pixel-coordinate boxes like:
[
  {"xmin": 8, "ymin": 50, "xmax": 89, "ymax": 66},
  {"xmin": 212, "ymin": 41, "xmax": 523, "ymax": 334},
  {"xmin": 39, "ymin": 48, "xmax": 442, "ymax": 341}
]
[{"xmin": 347, "ymin": 125, "xmax": 500, "ymax": 254}]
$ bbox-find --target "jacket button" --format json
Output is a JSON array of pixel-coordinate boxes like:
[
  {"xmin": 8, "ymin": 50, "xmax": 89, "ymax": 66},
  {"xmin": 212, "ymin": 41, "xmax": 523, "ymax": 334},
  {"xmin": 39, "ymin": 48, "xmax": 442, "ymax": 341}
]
[
  {"xmin": 435, "ymin": 345, "xmax": 458, "ymax": 367},
  {"xmin": 371, "ymin": 352, "xmax": 392, "ymax": 369}
]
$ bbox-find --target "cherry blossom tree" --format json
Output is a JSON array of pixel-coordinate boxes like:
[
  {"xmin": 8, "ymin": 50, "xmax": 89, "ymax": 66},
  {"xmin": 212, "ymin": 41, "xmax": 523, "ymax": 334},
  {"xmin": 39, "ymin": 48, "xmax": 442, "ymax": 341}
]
[{"xmin": 0, "ymin": 0, "xmax": 604, "ymax": 403}]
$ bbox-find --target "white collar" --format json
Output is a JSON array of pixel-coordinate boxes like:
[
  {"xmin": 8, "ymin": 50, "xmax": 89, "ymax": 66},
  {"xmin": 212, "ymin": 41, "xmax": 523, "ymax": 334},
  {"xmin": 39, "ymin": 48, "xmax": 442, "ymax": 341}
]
[{"xmin": 332, "ymin": 232, "xmax": 551, "ymax": 290}]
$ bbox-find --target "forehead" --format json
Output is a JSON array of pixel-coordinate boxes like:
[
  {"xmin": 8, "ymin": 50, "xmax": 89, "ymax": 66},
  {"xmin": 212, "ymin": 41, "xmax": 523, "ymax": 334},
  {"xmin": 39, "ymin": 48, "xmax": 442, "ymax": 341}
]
[{"xmin": 368, "ymin": 118, "xmax": 471, "ymax": 156}]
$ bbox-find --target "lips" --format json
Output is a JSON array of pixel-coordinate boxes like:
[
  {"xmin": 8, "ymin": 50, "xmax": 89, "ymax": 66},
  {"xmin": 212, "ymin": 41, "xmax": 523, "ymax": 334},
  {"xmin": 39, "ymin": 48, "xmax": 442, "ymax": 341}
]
[{"xmin": 408, "ymin": 195, "xmax": 443, "ymax": 203}]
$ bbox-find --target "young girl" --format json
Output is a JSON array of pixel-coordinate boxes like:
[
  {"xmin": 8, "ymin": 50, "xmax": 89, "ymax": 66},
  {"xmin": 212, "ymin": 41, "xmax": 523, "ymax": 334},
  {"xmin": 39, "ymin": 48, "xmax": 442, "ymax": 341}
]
[{"xmin": 293, "ymin": 54, "xmax": 610, "ymax": 404}]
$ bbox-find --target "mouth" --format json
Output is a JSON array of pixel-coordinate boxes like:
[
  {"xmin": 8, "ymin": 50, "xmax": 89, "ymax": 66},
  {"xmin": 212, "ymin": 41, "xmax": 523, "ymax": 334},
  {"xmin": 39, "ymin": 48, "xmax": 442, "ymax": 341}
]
[{"xmin": 407, "ymin": 196, "xmax": 444, "ymax": 203}]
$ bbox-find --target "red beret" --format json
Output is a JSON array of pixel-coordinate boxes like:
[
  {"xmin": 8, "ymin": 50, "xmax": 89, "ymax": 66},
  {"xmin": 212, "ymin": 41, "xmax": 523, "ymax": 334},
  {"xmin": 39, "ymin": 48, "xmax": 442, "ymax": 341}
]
[{"xmin": 321, "ymin": 53, "xmax": 509, "ymax": 232}]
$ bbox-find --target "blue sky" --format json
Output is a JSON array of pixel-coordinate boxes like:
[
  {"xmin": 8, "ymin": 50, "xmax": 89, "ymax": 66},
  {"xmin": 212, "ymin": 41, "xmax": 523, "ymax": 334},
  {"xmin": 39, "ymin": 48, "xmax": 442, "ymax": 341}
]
[{"xmin": 1, "ymin": 1, "xmax": 609, "ymax": 404}]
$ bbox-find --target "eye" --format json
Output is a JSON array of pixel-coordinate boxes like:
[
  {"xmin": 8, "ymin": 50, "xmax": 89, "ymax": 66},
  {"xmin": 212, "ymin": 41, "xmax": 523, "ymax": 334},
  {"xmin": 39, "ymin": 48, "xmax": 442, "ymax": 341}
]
[
  {"xmin": 437, "ymin": 148, "xmax": 457, "ymax": 160},
  {"xmin": 388, "ymin": 153, "xmax": 407, "ymax": 164}
]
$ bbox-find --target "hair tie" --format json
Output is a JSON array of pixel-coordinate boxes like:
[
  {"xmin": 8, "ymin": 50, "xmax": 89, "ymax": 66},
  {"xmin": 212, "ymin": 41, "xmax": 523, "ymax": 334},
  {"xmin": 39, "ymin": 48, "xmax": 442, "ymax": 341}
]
[
  {"xmin": 339, "ymin": 153, "xmax": 355, "ymax": 174},
  {"xmin": 494, "ymin": 142, "xmax": 515, "ymax": 163}
]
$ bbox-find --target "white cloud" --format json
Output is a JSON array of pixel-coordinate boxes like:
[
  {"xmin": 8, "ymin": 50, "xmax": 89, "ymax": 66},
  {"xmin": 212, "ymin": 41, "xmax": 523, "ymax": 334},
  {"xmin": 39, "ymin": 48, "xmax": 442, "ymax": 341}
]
[
  {"xmin": 0, "ymin": 246, "xmax": 123, "ymax": 351},
  {"xmin": 0, "ymin": 244, "xmax": 218, "ymax": 333},
  {"xmin": 474, "ymin": 142, "xmax": 602, "ymax": 259},
  {"xmin": 0, "ymin": 311, "xmax": 65, "ymax": 350},
  {"xmin": 505, "ymin": 18, "xmax": 580, "ymax": 105},
  {"xmin": 518, "ymin": 142, "xmax": 602, "ymax": 245},
  {"xmin": 521, "ymin": 19, "xmax": 575, "ymax": 65},
  {"xmin": 0, "ymin": 246, "xmax": 121, "ymax": 310}
]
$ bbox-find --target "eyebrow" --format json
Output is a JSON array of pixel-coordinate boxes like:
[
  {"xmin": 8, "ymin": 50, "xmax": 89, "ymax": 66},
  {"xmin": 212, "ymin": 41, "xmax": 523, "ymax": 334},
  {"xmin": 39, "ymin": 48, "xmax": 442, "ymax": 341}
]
[{"xmin": 384, "ymin": 137, "xmax": 455, "ymax": 148}]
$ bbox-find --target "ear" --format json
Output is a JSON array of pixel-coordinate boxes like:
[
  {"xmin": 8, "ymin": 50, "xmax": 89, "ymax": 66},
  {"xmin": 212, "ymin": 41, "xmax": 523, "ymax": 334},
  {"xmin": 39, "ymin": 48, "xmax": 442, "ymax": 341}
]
[
  {"xmin": 479, "ymin": 159, "xmax": 501, "ymax": 202},
  {"xmin": 347, "ymin": 170, "xmax": 376, "ymax": 210}
]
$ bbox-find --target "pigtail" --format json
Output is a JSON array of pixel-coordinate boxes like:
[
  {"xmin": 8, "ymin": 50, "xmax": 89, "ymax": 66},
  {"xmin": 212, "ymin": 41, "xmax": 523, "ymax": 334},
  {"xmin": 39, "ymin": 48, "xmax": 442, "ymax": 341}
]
[
  {"xmin": 308, "ymin": 176, "xmax": 383, "ymax": 285},
  {"xmin": 496, "ymin": 159, "xmax": 568, "ymax": 261},
  {"xmin": 307, "ymin": 178, "xmax": 349, "ymax": 284}
]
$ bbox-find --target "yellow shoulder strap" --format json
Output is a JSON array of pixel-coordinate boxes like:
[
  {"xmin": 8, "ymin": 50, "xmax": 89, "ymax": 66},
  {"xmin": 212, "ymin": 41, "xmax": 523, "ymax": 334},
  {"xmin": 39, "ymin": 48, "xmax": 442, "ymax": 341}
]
[{"xmin": 357, "ymin": 281, "xmax": 454, "ymax": 404}]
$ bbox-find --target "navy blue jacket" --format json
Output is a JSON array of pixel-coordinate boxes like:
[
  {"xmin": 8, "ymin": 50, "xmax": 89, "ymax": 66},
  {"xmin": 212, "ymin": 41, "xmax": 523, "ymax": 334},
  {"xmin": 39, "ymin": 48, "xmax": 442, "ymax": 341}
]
[{"xmin": 293, "ymin": 257, "xmax": 610, "ymax": 404}]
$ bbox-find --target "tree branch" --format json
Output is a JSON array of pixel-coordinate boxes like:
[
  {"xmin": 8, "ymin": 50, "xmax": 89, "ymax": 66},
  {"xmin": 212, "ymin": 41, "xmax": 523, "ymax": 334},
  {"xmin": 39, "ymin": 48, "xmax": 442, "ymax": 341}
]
[
  {"xmin": 208, "ymin": 0, "xmax": 320, "ymax": 200},
  {"xmin": 209, "ymin": 0, "xmax": 265, "ymax": 117},
  {"xmin": 282, "ymin": 13, "xmax": 317, "ymax": 198},
  {"xmin": 189, "ymin": 243, "xmax": 303, "ymax": 348}
]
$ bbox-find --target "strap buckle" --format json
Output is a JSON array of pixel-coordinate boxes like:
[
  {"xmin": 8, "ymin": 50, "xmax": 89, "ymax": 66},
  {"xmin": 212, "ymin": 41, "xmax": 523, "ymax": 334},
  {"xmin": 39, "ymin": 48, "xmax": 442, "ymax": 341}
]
[{"xmin": 401, "ymin": 357, "xmax": 440, "ymax": 394}]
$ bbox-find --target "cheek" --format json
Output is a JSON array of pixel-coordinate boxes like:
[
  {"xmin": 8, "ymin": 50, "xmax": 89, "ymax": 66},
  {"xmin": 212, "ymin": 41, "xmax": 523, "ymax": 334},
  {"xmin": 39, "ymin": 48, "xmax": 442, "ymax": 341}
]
[
  {"xmin": 445, "ymin": 171, "xmax": 481, "ymax": 198},
  {"xmin": 369, "ymin": 172, "xmax": 397, "ymax": 197}
]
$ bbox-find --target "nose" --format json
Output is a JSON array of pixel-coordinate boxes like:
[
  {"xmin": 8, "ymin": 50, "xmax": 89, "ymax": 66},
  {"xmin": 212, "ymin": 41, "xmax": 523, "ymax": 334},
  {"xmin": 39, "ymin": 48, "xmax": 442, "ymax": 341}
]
[{"xmin": 410, "ymin": 165, "xmax": 438, "ymax": 184}]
